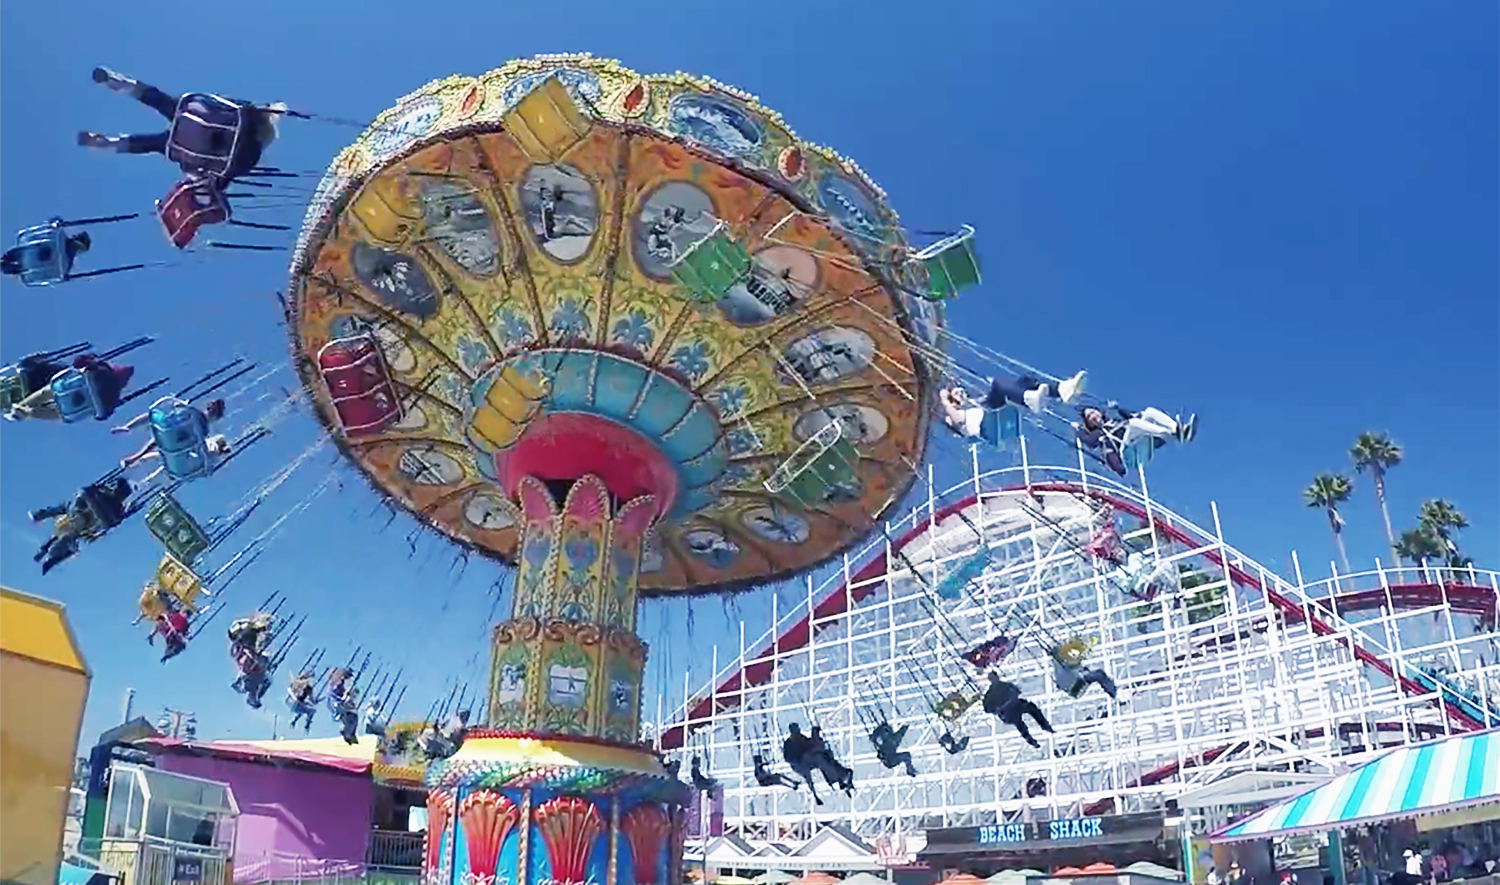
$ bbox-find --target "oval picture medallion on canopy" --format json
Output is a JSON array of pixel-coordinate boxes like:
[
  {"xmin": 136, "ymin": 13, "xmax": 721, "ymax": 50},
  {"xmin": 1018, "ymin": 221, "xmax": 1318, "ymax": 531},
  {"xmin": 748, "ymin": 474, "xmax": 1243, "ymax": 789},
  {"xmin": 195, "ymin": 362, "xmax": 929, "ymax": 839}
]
[{"xmin": 288, "ymin": 55, "xmax": 941, "ymax": 594}]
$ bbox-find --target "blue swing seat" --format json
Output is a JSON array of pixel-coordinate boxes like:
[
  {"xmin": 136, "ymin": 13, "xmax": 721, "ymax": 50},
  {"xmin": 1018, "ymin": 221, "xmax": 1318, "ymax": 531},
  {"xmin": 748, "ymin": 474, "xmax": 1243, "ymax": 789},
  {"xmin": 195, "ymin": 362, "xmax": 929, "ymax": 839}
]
[
  {"xmin": 51, "ymin": 364, "xmax": 119, "ymax": 423},
  {"xmin": 937, "ymin": 547, "xmax": 991, "ymax": 599},
  {"xmin": 147, "ymin": 397, "xmax": 215, "ymax": 480},
  {"xmin": 9, "ymin": 219, "xmax": 72, "ymax": 287},
  {"xmin": 977, "ymin": 404, "xmax": 1020, "ymax": 449},
  {"xmin": 1122, "ymin": 436, "xmax": 1157, "ymax": 471},
  {"xmin": 166, "ymin": 94, "xmax": 250, "ymax": 179}
]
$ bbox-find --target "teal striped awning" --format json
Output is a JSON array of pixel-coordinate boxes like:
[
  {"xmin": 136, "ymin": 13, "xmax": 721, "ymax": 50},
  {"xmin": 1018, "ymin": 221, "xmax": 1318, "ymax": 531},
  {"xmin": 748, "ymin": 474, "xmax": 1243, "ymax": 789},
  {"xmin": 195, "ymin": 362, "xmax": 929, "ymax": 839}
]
[{"xmin": 1213, "ymin": 729, "xmax": 1500, "ymax": 842}]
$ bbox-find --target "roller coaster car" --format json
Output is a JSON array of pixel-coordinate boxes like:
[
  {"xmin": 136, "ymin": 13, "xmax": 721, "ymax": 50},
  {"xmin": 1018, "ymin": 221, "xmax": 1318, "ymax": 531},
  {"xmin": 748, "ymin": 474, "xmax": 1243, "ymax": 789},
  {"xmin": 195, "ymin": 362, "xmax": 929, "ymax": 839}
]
[
  {"xmin": 156, "ymin": 176, "xmax": 230, "ymax": 250},
  {"xmin": 670, "ymin": 223, "xmax": 752, "ymax": 304},
  {"xmin": 503, "ymin": 76, "xmax": 593, "ymax": 164},
  {"xmin": 145, "ymin": 493, "xmax": 210, "ymax": 564},
  {"xmin": 7, "ymin": 219, "xmax": 74, "ymax": 286},
  {"xmin": 147, "ymin": 397, "xmax": 216, "ymax": 480},
  {"xmin": 317, "ymin": 333, "xmax": 402, "ymax": 438},
  {"xmin": 911, "ymin": 225, "xmax": 980, "ymax": 302},
  {"xmin": 165, "ymin": 94, "xmax": 249, "ymax": 180},
  {"xmin": 51, "ymin": 362, "xmax": 126, "ymax": 423}
]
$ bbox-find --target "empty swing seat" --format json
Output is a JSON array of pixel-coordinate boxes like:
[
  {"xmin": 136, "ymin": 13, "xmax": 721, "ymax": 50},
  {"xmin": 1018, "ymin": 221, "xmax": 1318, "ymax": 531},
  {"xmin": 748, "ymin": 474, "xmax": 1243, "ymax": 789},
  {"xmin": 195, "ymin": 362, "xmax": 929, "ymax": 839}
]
[
  {"xmin": 765, "ymin": 420, "xmax": 859, "ymax": 507},
  {"xmin": 504, "ymin": 77, "xmax": 593, "ymax": 163},
  {"xmin": 145, "ymin": 492, "xmax": 211, "ymax": 564},
  {"xmin": 7, "ymin": 220, "xmax": 71, "ymax": 286},
  {"xmin": 937, "ymin": 547, "xmax": 991, "ymax": 599},
  {"xmin": 786, "ymin": 439, "xmax": 858, "ymax": 507},
  {"xmin": 669, "ymin": 223, "xmax": 751, "ymax": 303},
  {"xmin": 913, "ymin": 225, "xmax": 980, "ymax": 301},
  {"xmin": 317, "ymin": 333, "xmax": 402, "ymax": 437},
  {"xmin": 156, "ymin": 177, "xmax": 230, "ymax": 249},
  {"xmin": 166, "ymin": 94, "xmax": 249, "ymax": 179},
  {"xmin": 147, "ymin": 397, "xmax": 215, "ymax": 480}
]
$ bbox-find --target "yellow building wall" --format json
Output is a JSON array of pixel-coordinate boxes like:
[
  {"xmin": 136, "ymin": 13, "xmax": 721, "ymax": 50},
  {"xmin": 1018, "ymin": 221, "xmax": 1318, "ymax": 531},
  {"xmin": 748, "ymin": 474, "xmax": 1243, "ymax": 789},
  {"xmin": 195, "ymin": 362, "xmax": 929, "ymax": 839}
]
[{"xmin": 0, "ymin": 587, "xmax": 90, "ymax": 885}]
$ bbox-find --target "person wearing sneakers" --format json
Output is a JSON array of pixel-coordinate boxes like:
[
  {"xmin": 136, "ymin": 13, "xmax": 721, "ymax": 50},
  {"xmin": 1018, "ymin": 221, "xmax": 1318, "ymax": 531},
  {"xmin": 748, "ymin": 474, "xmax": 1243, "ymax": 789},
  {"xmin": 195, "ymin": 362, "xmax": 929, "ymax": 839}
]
[
  {"xmin": 1075, "ymin": 402, "xmax": 1197, "ymax": 475},
  {"xmin": 939, "ymin": 370, "xmax": 1088, "ymax": 438},
  {"xmin": 78, "ymin": 67, "xmax": 285, "ymax": 182}
]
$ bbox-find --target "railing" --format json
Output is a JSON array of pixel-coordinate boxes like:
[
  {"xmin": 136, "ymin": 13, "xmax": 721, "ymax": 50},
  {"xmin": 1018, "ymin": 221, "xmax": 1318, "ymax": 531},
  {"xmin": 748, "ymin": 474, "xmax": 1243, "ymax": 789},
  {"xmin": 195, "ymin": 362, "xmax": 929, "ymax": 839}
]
[
  {"xmin": 76, "ymin": 836, "xmax": 231, "ymax": 885},
  {"xmin": 229, "ymin": 853, "xmax": 419, "ymax": 885},
  {"xmin": 366, "ymin": 830, "xmax": 423, "ymax": 871}
]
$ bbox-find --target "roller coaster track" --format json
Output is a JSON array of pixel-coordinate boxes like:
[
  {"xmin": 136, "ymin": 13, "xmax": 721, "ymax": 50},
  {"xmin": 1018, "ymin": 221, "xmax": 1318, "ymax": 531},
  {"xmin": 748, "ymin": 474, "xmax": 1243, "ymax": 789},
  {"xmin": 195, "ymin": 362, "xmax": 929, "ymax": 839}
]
[{"xmin": 660, "ymin": 472, "xmax": 1498, "ymax": 808}]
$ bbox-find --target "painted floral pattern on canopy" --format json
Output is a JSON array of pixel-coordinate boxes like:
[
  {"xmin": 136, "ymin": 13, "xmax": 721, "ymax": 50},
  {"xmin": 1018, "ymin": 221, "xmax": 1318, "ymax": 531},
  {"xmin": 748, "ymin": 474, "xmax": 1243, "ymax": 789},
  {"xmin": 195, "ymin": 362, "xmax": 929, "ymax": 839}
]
[{"xmin": 288, "ymin": 54, "xmax": 940, "ymax": 595}]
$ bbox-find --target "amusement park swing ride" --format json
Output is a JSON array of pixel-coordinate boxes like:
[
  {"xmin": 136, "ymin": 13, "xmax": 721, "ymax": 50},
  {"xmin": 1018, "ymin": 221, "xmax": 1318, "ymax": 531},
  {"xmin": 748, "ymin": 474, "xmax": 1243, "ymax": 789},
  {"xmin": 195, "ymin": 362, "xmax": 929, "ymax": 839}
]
[
  {"xmin": 278, "ymin": 53, "xmax": 993, "ymax": 883},
  {"xmin": 3, "ymin": 49, "xmax": 1496, "ymax": 877}
]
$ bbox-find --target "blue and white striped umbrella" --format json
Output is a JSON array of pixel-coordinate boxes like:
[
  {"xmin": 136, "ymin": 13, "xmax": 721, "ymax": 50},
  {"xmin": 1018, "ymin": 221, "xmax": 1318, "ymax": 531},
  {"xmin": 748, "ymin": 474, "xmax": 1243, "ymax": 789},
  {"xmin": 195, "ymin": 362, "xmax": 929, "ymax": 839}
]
[{"xmin": 1214, "ymin": 729, "xmax": 1500, "ymax": 842}]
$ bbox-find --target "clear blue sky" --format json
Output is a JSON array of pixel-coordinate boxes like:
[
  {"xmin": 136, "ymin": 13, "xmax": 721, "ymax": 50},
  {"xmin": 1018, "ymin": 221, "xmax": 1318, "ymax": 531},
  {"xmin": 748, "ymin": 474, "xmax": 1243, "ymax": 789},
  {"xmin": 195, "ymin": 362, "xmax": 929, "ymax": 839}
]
[{"xmin": 2, "ymin": 0, "xmax": 1494, "ymax": 749}]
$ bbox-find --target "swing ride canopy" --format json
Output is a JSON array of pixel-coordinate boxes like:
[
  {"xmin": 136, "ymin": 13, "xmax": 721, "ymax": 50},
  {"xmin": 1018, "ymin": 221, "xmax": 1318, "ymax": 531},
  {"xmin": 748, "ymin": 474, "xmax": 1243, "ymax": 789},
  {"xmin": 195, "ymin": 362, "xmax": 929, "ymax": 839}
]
[{"xmin": 286, "ymin": 54, "xmax": 944, "ymax": 594}]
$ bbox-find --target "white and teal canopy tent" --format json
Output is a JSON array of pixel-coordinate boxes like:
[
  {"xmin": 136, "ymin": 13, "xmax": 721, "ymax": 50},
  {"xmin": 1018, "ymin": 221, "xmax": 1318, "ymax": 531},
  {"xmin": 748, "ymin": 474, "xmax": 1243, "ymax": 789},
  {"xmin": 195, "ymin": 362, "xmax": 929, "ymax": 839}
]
[{"xmin": 1212, "ymin": 729, "xmax": 1500, "ymax": 842}]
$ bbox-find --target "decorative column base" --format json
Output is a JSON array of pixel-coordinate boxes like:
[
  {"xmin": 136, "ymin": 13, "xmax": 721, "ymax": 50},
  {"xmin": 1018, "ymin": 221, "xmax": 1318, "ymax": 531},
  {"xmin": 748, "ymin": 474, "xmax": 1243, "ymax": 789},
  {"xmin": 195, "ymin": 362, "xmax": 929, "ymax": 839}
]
[
  {"xmin": 487, "ymin": 475, "xmax": 656, "ymax": 743},
  {"xmin": 423, "ymin": 733, "xmax": 688, "ymax": 885}
]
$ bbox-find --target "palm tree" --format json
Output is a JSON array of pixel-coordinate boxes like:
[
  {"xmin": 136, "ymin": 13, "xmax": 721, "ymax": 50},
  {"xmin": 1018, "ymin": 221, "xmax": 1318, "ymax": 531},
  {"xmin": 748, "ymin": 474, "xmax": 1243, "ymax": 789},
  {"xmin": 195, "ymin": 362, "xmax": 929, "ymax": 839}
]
[
  {"xmin": 1395, "ymin": 526, "xmax": 1445, "ymax": 569},
  {"xmin": 1349, "ymin": 432, "xmax": 1402, "ymax": 564},
  {"xmin": 1418, "ymin": 499, "xmax": 1468, "ymax": 549},
  {"xmin": 1418, "ymin": 499, "xmax": 1471, "ymax": 569},
  {"xmin": 1181, "ymin": 567, "xmax": 1227, "ymax": 625},
  {"xmin": 1304, "ymin": 473, "xmax": 1354, "ymax": 573}
]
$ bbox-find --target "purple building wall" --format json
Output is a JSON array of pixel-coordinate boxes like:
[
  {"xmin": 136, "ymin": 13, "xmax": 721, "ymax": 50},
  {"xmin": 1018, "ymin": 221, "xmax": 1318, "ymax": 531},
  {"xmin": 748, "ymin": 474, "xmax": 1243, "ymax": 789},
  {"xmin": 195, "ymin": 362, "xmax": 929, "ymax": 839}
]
[{"xmin": 155, "ymin": 752, "xmax": 373, "ymax": 881}]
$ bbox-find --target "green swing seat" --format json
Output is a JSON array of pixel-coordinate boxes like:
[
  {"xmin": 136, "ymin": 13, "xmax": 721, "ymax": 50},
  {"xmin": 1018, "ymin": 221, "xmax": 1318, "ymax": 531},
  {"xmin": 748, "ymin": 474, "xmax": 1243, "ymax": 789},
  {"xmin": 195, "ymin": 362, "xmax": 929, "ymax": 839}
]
[
  {"xmin": 0, "ymin": 368, "xmax": 30, "ymax": 414},
  {"xmin": 669, "ymin": 222, "xmax": 752, "ymax": 304},
  {"xmin": 914, "ymin": 225, "xmax": 980, "ymax": 301},
  {"xmin": 764, "ymin": 420, "xmax": 860, "ymax": 508},
  {"xmin": 934, "ymin": 690, "xmax": 976, "ymax": 722},
  {"xmin": 145, "ymin": 492, "xmax": 211, "ymax": 565}
]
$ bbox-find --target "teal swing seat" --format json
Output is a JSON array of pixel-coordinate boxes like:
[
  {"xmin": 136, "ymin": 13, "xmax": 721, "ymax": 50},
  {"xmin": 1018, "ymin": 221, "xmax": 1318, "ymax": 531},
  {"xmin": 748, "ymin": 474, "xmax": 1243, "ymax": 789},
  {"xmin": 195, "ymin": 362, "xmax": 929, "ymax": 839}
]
[
  {"xmin": 977, "ymin": 404, "xmax": 1020, "ymax": 449},
  {"xmin": 912, "ymin": 225, "xmax": 980, "ymax": 301},
  {"xmin": 1122, "ymin": 436, "xmax": 1157, "ymax": 471},
  {"xmin": 937, "ymin": 547, "xmax": 991, "ymax": 600},
  {"xmin": 669, "ymin": 222, "xmax": 752, "ymax": 304}
]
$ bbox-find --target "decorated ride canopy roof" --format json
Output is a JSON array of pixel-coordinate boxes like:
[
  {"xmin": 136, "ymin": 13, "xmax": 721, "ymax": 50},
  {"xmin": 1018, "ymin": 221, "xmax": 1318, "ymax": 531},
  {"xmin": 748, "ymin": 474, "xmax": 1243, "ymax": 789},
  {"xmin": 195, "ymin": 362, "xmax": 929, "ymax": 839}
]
[{"xmin": 288, "ymin": 54, "xmax": 943, "ymax": 594}]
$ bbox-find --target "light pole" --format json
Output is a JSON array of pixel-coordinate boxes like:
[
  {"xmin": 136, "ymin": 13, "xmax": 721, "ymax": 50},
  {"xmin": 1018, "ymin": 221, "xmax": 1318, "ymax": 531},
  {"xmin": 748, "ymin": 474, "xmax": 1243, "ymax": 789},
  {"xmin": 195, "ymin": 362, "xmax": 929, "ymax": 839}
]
[{"xmin": 156, "ymin": 708, "xmax": 198, "ymax": 740}]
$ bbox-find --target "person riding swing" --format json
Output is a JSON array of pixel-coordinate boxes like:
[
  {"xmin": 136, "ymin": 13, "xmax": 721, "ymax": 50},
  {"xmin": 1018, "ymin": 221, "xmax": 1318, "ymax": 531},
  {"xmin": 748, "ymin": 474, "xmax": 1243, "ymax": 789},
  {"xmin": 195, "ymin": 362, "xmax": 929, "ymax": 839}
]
[
  {"xmin": 982, "ymin": 671, "xmax": 1054, "ymax": 748},
  {"xmin": 752, "ymin": 754, "xmax": 800, "ymax": 791},
  {"xmin": 869, "ymin": 720, "xmax": 918, "ymax": 777},
  {"xmin": 689, "ymin": 755, "xmax": 718, "ymax": 794}
]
